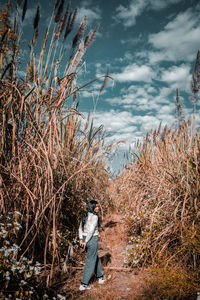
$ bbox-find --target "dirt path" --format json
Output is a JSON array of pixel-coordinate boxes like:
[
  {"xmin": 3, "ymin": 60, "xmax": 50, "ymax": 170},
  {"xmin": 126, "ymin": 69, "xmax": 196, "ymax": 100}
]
[{"xmin": 61, "ymin": 214, "xmax": 145, "ymax": 299}]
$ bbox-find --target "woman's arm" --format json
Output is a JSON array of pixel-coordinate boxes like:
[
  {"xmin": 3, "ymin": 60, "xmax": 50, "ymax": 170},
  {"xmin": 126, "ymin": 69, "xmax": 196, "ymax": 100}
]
[{"xmin": 78, "ymin": 221, "xmax": 83, "ymax": 240}]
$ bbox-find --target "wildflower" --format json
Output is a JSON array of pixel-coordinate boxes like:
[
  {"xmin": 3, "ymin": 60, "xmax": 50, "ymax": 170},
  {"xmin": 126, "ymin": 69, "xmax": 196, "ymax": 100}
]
[{"xmin": 11, "ymin": 265, "xmax": 17, "ymax": 271}]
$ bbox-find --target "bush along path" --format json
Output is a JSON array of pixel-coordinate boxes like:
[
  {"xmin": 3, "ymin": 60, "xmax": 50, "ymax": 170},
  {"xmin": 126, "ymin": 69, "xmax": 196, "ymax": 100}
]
[{"xmin": 59, "ymin": 213, "xmax": 146, "ymax": 299}]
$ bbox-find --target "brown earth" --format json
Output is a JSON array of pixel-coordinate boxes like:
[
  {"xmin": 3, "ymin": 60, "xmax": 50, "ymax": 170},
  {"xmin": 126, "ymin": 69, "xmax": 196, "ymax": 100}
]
[{"xmin": 60, "ymin": 214, "xmax": 146, "ymax": 299}]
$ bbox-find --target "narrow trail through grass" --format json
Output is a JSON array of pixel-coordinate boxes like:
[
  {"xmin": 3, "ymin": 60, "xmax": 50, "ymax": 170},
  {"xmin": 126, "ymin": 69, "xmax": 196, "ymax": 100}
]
[{"xmin": 61, "ymin": 213, "xmax": 145, "ymax": 299}]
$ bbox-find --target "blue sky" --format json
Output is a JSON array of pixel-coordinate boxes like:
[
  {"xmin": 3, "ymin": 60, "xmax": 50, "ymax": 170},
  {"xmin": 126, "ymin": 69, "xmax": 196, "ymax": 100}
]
[{"xmin": 3, "ymin": 0, "xmax": 200, "ymax": 174}]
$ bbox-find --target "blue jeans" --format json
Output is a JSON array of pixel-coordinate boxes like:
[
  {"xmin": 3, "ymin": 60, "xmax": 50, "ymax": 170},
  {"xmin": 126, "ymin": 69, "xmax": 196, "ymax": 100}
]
[{"xmin": 82, "ymin": 235, "xmax": 103, "ymax": 285}]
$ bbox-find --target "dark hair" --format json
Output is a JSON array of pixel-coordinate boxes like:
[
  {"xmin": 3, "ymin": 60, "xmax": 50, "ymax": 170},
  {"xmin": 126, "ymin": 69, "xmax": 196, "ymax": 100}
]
[{"xmin": 81, "ymin": 200, "xmax": 98, "ymax": 230}]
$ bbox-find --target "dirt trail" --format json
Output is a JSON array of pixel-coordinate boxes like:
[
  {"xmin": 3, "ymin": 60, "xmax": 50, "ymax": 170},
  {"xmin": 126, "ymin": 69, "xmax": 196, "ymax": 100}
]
[{"xmin": 62, "ymin": 214, "xmax": 145, "ymax": 299}]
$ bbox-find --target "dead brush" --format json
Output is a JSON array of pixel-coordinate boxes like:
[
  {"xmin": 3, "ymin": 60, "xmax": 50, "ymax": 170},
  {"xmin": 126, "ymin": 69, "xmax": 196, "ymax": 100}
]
[
  {"xmin": 113, "ymin": 120, "xmax": 200, "ymax": 292},
  {"xmin": 0, "ymin": 0, "xmax": 112, "ymax": 290}
]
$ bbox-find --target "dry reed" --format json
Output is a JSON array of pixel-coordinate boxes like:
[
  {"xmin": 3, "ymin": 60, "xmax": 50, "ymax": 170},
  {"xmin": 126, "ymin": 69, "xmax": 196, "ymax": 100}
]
[{"xmin": 0, "ymin": 0, "xmax": 111, "ymax": 290}]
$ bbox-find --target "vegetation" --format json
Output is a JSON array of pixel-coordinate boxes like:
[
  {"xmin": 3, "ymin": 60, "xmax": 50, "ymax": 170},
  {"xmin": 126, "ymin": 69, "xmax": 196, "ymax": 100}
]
[
  {"xmin": 113, "ymin": 90, "xmax": 200, "ymax": 297},
  {"xmin": 0, "ymin": 1, "xmax": 112, "ymax": 297},
  {"xmin": 1, "ymin": 0, "xmax": 200, "ymax": 299}
]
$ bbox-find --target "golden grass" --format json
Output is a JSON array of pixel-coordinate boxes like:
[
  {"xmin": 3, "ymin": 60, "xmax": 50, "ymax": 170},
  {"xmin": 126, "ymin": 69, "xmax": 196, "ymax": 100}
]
[
  {"xmin": 0, "ymin": 1, "xmax": 112, "ymax": 289},
  {"xmin": 112, "ymin": 120, "xmax": 200, "ymax": 295}
]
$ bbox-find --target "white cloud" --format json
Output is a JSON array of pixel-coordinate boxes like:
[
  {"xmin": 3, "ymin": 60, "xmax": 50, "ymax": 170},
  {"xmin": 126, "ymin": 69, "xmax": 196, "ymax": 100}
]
[
  {"xmin": 114, "ymin": 0, "xmax": 182, "ymax": 27},
  {"xmin": 76, "ymin": 6, "xmax": 101, "ymax": 26},
  {"xmin": 104, "ymin": 85, "xmax": 174, "ymax": 111},
  {"xmin": 92, "ymin": 110, "xmax": 135, "ymax": 133},
  {"xmin": 115, "ymin": 51, "xmax": 134, "ymax": 63},
  {"xmin": 148, "ymin": 7, "xmax": 200, "ymax": 63},
  {"xmin": 89, "ymin": 103, "xmax": 176, "ymax": 139},
  {"xmin": 115, "ymin": 0, "xmax": 147, "ymax": 27},
  {"xmin": 160, "ymin": 64, "xmax": 192, "ymax": 91},
  {"xmin": 150, "ymin": 0, "xmax": 182, "ymax": 10},
  {"xmin": 112, "ymin": 63, "xmax": 155, "ymax": 82}
]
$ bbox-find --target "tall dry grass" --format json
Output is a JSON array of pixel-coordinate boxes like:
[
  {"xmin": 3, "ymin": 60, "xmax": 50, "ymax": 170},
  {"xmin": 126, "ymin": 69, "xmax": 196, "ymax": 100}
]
[
  {"xmin": 0, "ymin": 0, "xmax": 111, "ymax": 288},
  {"xmin": 112, "ymin": 119, "xmax": 200, "ymax": 296}
]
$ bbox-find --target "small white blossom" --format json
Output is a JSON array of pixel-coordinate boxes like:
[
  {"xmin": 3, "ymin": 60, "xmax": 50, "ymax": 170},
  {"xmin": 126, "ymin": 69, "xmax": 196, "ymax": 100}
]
[
  {"xmin": 11, "ymin": 265, "xmax": 17, "ymax": 271},
  {"xmin": 22, "ymin": 256, "xmax": 27, "ymax": 261}
]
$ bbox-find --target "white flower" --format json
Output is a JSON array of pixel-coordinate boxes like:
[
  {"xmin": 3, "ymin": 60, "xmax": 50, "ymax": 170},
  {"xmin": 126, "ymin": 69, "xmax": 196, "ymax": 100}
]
[
  {"xmin": 11, "ymin": 265, "xmax": 17, "ymax": 271},
  {"xmin": 20, "ymin": 279, "xmax": 27, "ymax": 285},
  {"xmin": 4, "ymin": 249, "xmax": 10, "ymax": 257},
  {"xmin": 43, "ymin": 294, "xmax": 48, "ymax": 298},
  {"xmin": 35, "ymin": 269, "xmax": 40, "ymax": 275},
  {"xmin": 22, "ymin": 256, "xmax": 27, "ymax": 261}
]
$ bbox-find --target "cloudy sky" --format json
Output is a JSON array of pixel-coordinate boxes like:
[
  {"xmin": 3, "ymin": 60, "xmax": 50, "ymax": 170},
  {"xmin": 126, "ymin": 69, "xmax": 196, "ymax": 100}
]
[{"xmin": 3, "ymin": 0, "xmax": 200, "ymax": 174}]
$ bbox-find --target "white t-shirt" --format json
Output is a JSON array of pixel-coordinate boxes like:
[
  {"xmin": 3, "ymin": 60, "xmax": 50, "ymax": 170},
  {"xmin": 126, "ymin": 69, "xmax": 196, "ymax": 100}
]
[{"xmin": 78, "ymin": 212, "xmax": 99, "ymax": 243}]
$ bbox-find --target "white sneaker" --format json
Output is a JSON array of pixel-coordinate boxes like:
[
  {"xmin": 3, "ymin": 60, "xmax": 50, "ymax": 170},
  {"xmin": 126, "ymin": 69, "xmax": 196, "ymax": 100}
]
[
  {"xmin": 98, "ymin": 276, "xmax": 105, "ymax": 284},
  {"xmin": 79, "ymin": 283, "xmax": 91, "ymax": 291}
]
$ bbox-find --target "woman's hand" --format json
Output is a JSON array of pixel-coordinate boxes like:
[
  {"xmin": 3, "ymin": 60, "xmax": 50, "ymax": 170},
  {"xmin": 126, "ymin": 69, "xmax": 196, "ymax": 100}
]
[
  {"xmin": 80, "ymin": 240, "xmax": 87, "ymax": 250},
  {"xmin": 82, "ymin": 242, "xmax": 87, "ymax": 250}
]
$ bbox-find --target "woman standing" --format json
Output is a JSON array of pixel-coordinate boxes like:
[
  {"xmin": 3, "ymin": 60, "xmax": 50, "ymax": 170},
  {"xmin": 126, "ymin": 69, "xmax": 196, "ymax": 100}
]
[{"xmin": 78, "ymin": 200, "xmax": 105, "ymax": 291}]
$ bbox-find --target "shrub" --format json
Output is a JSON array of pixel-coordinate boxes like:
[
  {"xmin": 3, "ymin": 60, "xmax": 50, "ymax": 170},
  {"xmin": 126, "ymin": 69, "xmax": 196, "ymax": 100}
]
[{"xmin": 0, "ymin": 211, "xmax": 41, "ymax": 299}]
